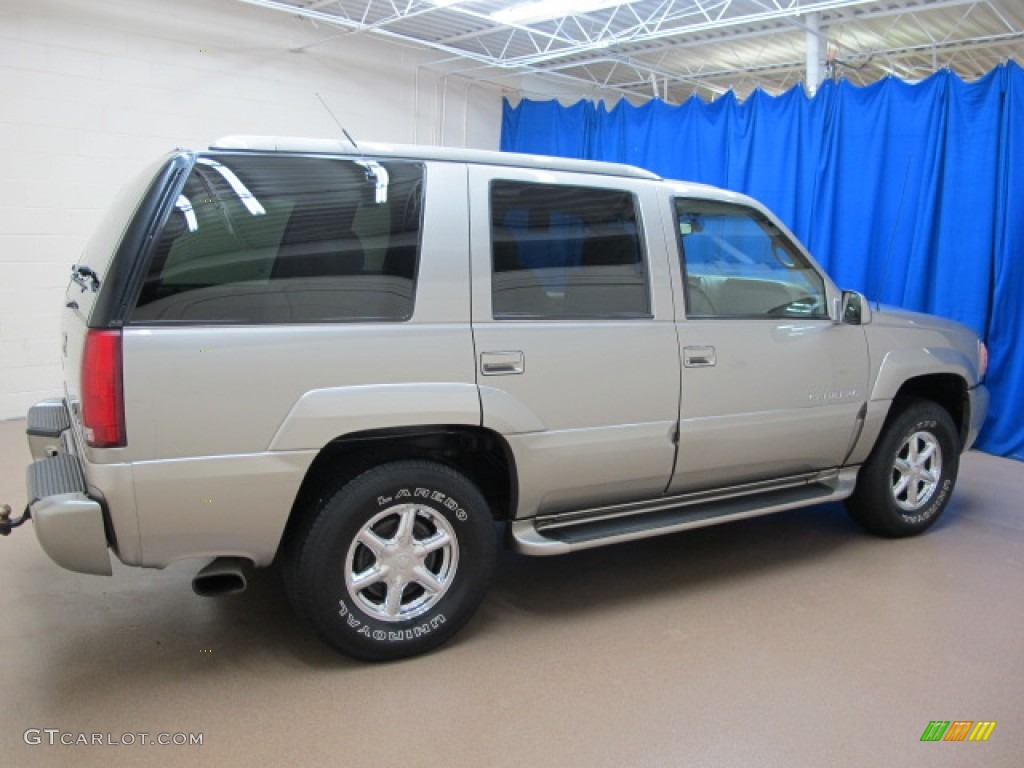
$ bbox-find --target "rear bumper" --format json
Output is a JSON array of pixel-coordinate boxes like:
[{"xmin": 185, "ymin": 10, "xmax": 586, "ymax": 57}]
[
  {"xmin": 26, "ymin": 398, "xmax": 69, "ymax": 459},
  {"xmin": 24, "ymin": 401, "xmax": 112, "ymax": 576}
]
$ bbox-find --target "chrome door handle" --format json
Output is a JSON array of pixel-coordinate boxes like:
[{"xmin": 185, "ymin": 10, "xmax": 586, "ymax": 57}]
[
  {"xmin": 481, "ymin": 351, "xmax": 525, "ymax": 375},
  {"xmin": 683, "ymin": 346, "xmax": 716, "ymax": 368}
]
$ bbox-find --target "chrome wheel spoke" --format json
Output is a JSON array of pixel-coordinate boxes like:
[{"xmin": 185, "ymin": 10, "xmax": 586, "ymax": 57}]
[
  {"xmin": 411, "ymin": 565, "xmax": 445, "ymax": 595},
  {"xmin": 916, "ymin": 440, "xmax": 937, "ymax": 465},
  {"xmin": 351, "ymin": 564, "xmax": 387, "ymax": 590},
  {"xmin": 384, "ymin": 577, "xmax": 406, "ymax": 617},
  {"xmin": 357, "ymin": 528, "xmax": 387, "ymax": 557},
  {"xmin": 905, "ymin": 479, "xmax": 921, "ymax": 506},
  {"xmin": 417, "ymin": 530, "xmax": 452, "ymax": 556},
  {"xmin": 395, "ymin": 507, "xmax": 418, "ymax": 542},
  {"xmin": 892, "ymin": 473, "xmax": 910, "ymax": 499}
]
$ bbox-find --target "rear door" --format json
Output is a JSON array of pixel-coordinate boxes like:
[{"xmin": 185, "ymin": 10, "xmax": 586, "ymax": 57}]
[
  {"xmin": 468, "ymin": 166, "xmax": 680, "ymax": 517},
  {"xmin": 667, "ymin": 196, "xmax": 869, "ymax": 493}
]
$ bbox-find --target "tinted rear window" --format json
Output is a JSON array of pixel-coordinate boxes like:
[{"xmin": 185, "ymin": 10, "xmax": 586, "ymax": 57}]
[
  {"xmin": 490, "ymin": 181, "xmax": 649, "ymax": 319},
  {"xmin": 131, "ymin": 154, "xmax": 424, "ymax": 323}
]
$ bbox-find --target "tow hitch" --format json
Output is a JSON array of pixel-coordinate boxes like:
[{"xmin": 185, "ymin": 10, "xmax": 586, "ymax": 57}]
[{"xmin": 0, "ymin": 504, "xmax": 31, "ymax": 536}]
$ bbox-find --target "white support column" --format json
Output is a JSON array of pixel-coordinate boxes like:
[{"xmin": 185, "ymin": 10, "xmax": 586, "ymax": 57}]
[{"xmin": 806, "ymin": 12, "xmax": 822, "ymax": 96}]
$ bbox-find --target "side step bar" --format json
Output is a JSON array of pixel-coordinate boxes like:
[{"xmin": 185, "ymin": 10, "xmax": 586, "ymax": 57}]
[{"xmin": 509, "ymin": 469, "xmax": 858, "ymax": 556}]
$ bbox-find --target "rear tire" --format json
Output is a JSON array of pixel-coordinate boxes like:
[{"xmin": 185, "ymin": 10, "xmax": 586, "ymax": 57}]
[
  {"xmin": 846, "ymin": 399, "xmax": 960, "ymax": 538},
  {"xmin": 285, "ymin": 461, "xmax": 496, "ymax": 660}
]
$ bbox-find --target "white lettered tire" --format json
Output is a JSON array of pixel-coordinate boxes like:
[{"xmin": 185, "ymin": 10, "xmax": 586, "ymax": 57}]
[
  {"xmin": 845, "ymin": 399, "xmax": 960, "ymax": 538},
  {"xmin": 286, "ymin": 461, "xmax": 496, "ymax": 660}
]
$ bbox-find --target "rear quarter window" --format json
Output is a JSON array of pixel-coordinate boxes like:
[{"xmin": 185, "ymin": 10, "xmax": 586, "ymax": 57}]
[{"xmin": 131, "ymin": 154, "xmax": 424, "ymax": 324}]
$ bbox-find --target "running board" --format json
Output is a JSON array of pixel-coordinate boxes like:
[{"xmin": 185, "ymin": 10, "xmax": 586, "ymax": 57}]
[{"xmin": 508, "ymin": 468, "xmax": 858, "ymax": 556}]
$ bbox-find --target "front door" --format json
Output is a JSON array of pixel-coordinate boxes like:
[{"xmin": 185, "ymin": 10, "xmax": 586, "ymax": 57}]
[{"xmin": 668, "ymin": 196, "xmax": 869, "ymax": 493}]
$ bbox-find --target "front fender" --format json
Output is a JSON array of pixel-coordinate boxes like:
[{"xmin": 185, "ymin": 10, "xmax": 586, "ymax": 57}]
[
  {"xmin": 845, "ymin": 346, "xmax": 976, "ymax": 466},
  {"xmin": 268, "ymin": 383, "xmax": 481, "ymax": 451},
  {"xmin": 869, "ymin": 346, "xmax": 977, "ymax": 402}
]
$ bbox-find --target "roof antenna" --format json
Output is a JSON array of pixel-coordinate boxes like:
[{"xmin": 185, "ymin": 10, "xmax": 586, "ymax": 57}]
[
  {"xmin": 315, "ymin": 91, "xmax": 389, "ymax": 204},
  {"xmin": 874, "ymin": 154, "xmax": 913, "ymax": 312},
  {"xmin": 316, "ymin": 92, "xmax": 359, "ymax": 151}
]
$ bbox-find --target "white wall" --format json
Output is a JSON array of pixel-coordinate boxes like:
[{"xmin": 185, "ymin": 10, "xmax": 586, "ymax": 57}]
[
  {"xmin": 511, "ymin": 73, "xmax": 650, "ymax": 109},
  {"xmin": 0, "ymin": 0, "xmax": 504, "ymax": 419}
]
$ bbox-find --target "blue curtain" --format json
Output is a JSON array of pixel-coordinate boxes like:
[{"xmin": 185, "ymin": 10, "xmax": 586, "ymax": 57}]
[{"xmin": 501, "ymin": 63, "xmax": 1024, "ymax": 460}]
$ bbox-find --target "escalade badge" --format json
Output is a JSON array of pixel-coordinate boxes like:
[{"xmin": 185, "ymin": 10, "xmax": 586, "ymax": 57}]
[{"xmin": 808, "ymin": 390, "xmax": 858, "ymax": 402}]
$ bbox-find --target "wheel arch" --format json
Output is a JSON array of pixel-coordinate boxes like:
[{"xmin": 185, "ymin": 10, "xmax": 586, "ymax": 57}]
[
  {"xmin": 848, "ymin": 370, "xmax": 970, "ymax": 467},
  {"xmin": 869, "ymin": 347, "xmax": 974, "ymax": 447},
  {"xmin": 889, "ymin": 374, "xmax": 969, "ymax": 446},
  {"xmin": 276, "ymin": 425, "xmax": 518, "ymax": 562}
]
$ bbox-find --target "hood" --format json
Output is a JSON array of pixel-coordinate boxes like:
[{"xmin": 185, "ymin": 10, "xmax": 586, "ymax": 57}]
[{"xmin": 872, "ymin": 305, "xmax": 977, "ymax": 337}]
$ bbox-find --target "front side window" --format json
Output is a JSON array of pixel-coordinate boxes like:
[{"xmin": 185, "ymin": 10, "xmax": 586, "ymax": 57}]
[
  {"xmin": 675, "ymin": 199, "xmax": 827, "ymax": 319},
  {"xmin": 490, "ymin": 181, "xmax": 650, "ymax": 319},
  {"xmin": 132, "ymin": 154, "xmax": 423, "ymax": 323}
]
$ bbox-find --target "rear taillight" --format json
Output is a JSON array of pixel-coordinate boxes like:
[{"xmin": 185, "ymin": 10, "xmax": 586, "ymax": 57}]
[{"xmin": 81, "ymin": 329, "xmax": 125, "ymax": 448}]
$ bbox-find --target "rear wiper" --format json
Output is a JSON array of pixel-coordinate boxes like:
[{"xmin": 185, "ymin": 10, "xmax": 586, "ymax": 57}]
[{"xmin": 71, "ymin": 264, "xmax": 100, "ymax": 292}]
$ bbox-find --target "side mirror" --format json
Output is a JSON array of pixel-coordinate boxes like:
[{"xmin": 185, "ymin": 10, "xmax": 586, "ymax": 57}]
[{"xmin": 840, "ymin": 290, "xmax": 871, "ymax": 325}]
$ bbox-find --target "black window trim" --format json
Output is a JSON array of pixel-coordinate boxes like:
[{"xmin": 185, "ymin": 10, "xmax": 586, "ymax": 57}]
[{"xmin": 89, "ymin": 151, "xmax": 195, "ymax": 329}]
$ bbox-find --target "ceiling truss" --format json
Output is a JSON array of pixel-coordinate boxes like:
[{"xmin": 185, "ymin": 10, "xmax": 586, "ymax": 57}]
[{"xmin": 233, "ymin": 0, "xmax": 1024, "ymax": 101}]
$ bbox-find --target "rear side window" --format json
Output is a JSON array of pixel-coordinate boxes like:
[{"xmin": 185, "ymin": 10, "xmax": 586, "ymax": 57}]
[
  {"xmin": 490, "ymin": 181, "xmax": 650, "ymax": 319},
  {"xmin": 132, "ymin": 155, "xmax": 424, "ymax": 323}
]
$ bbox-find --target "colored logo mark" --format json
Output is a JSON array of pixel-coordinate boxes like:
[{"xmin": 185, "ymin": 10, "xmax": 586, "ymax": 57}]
[{"xmin": 920, "ymin": 721, "xmax": 996, "ymax": 742}]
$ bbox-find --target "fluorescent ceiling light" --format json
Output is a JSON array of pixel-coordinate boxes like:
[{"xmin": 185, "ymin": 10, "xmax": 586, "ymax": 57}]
[
  {"xmin": 428, "ymin": 0, "xmax": 464, "ymax": 7},
  {"xmin": 492, "ymin": 0, "xmax": 629, "ymax": 25}
]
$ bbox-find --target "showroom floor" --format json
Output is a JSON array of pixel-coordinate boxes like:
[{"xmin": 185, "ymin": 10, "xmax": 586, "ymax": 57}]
[{"xmin": 0, "ymin": 417, "xmax": 1020, "ymax": 767}]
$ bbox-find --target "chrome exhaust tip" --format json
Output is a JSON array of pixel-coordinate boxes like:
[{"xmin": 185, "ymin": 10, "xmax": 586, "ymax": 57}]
[{"xmin": 192, "ymin": 556, "xmax": 248, "ymax": 597}]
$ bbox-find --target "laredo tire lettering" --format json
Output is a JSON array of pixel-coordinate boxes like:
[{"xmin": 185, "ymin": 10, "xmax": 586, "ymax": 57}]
[{"xmin": 374, "ymin": 486, "xmax": 468, "ymax": 524}]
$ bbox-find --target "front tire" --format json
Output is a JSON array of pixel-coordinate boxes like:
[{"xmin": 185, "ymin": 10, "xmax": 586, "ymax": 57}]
[
  {"xmin": 286, "ymin": 461, "xmax": 496, "ymax": 660},
  {"xmin": 846, "ymin": 399, "xmax": 960, "ymax": 538}
]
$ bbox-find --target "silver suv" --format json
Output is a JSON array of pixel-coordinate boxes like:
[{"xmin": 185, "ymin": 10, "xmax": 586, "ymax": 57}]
[{"xmin": 6, "ymin": 137, "xmax": 989, "ymax": 660}]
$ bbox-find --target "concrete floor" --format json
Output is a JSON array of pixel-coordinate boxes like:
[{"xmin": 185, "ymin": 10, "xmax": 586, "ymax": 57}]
[{"xmin": 0, "ymin": 418, "xmax": 1021, "ymax": 767}]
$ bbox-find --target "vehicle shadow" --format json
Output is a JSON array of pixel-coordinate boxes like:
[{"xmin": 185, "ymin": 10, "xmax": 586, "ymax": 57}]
[{"xmin": 29, "ymin": 499, "xmax": 889, "ymax": 707}]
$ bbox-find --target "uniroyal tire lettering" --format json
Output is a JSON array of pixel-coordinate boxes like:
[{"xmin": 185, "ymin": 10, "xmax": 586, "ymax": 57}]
[{"xmin": 339, "ymin": 598, "xmax": 449, "ymax": 643}]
